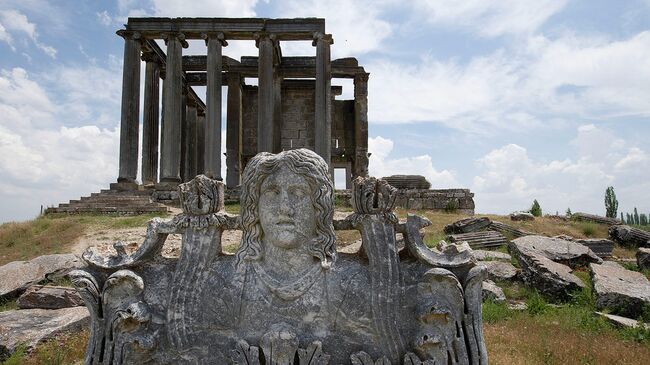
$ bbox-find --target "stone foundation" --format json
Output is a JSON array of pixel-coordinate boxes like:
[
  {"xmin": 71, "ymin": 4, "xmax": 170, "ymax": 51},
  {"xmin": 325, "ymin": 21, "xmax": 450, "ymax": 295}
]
[{"xmin": 336, "ymin": 188, "xmax": 475, "ymax": 214}]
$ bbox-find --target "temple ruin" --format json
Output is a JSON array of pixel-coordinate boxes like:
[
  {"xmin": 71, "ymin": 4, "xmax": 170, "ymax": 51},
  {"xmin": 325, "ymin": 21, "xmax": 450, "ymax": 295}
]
[{"xmin": 114, "ymin": 17, "xmax": 369, "ymax": 192}]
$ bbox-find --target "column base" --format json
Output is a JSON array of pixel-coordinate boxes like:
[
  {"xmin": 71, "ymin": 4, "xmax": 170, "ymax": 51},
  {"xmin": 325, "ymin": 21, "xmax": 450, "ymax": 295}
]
[{"xmin": 110, "ymin": 181, "xmax": 139, "ymax": 191}]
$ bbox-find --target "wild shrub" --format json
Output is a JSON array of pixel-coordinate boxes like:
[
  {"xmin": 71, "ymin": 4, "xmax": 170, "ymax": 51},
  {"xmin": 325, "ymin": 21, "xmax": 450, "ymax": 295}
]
[
  {"xmin": 581, "ymin": 222, "xmax": 597, "ymax": 237},
  {"xmin": 530, "ymin": 199, "xmax": 542, "ymax": 217}
]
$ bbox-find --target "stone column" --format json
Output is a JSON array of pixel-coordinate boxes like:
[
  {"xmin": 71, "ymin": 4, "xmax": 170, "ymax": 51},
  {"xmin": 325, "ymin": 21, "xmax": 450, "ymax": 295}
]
[
  {"xmin": 226, "ymin": 72, "xmax": 242, "ymax": 187},
  {"xmin": 116, "ymin": 30, "xmax": 142, "ymax": 185},
  {"xmin": 197, "ymin": 109, "xmax": 206, "ymax": 175},
  {"xmin": 314, "ymin": 33, "xmax": 333, "ymax": 167},
  {"xmin": 256, "ymin": 33, "xmax": 276, "ymax": 153},
  {"xmin": 180, "ymin": 88, "xmax": 188, "ymax": 182},
  {"xmin": 203, "ymin": 32, "xmax": 227, "ymax": 180},
  {"xmin": 141, "ymin": 50, "xmax": 160, "ymax": 186},
  {"xmin": 353, "ymin": 72, "xmax": 369, "ymax": 178},
  {"xmin": 184, "ymin": 98, "xmax": 198, "ymax": 180},
  {"xmin": 159, "ymin": 32, "xmax": 187, "ymax": 185}
]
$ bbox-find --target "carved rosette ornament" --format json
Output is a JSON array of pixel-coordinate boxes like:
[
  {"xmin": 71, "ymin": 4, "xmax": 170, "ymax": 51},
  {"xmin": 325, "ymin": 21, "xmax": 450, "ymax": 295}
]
[{"xmin": 72, "ymin": 149, "xmax": 487, "ymax": 365}]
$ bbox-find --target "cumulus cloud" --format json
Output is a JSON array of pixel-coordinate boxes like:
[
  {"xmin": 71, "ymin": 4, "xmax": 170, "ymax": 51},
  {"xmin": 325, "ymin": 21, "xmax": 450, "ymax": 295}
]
[
  {"xmin": 471, "ymin": 125, "xmax": 650, "ymax": 215},
  {"xmin": 0, "ymin": 9, "xmax": 56, "ymax": 58},
  {"xmin": 369, "ymin": 136, "xmax": 458, "ymax": 187},
  {"xmin": 368, "ymin": 30, "xmax": 650, "ymax": 134},
  {"xmin": 412, "ymin": 0, "xmax": 568, "ymax": 37}
]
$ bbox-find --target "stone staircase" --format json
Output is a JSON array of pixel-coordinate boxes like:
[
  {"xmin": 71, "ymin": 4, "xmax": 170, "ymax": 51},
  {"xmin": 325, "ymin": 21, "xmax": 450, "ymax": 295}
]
[{"xmin": 45, "ymin": 185, "xmax": 169, "ymax": 215}]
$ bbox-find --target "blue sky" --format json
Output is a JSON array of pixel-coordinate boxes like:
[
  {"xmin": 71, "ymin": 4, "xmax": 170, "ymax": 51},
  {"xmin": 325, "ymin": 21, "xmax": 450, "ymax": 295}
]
[{"xmin": 1, "ymin": 0, "xmax": 649, "ymax": 223}]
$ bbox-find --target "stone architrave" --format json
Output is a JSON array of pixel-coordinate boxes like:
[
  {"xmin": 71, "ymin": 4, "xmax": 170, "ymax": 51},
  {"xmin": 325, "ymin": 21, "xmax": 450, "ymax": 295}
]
[{"xmin": 73, "ymin": 149, "xmax": 488, "ymax": 364}]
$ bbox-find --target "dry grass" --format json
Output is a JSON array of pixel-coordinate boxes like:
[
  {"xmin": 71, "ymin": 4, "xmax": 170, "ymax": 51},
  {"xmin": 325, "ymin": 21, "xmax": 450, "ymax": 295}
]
[
  {"xmin": 0, "ymin": 214, "xmax": 168, "ymax": 266},
  {"xmin": 485, "ymin": 314, "xmax": 650, "ymax": 365},
  {"xmin": 2, "ymin": 329, "xmax": 88, "ymax": 365}
]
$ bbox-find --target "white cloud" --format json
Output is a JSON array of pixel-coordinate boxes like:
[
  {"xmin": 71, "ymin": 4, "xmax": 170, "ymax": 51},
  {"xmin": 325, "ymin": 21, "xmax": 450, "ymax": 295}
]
[
  {"xmin": 471, "ymin": 125, "xmax": 649, "ymax": 215},
  {"xmin": 369, "ymin": 136, "xmax": 458, "ymax": 187},
  {"xmin": 0, "ymin": 9, "xmax": 56, "ymax": 58},
  {"xmin": 150, "ymin": 0, "xmax": 258, "ymax": 17},
  {"xmin": 97, "ymin": 10, "xmax": 112, "ymax": 26},
  {"xmin": 412, "ymin": 0, "xmax": 568, "ymax": 37},
  {"xmin": 367, "ymin": 30, "xmax": 650, "ymax": 134}
]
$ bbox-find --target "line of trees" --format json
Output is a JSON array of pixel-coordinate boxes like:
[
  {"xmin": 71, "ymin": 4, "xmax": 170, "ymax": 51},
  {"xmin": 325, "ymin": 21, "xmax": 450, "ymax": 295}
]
[{"xmin": 620, "ymin": 208, "xmax": 649, "ymax": 226}]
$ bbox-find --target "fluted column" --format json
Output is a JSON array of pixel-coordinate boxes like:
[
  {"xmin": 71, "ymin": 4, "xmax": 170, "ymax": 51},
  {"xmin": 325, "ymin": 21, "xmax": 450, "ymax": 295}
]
[
  {"xmin": 141, "ymin": 50, "xmax": 160, "ymax": 186},
  {"xmin": 159, "ymin": 32, "xmax": 186, "ymax": 185},
  {"xmin": 314, "ymin": 32, "xmax": 333, "ymax": 167},
  {"xmin": 184, "ymin": 98, "xmax": 198, "ymax": 181},
  {"xmin": 353, "ymin": 72, "xmax": 369, "ymax": 178},
  {"xmin": 116, "ymin": 30, "xmax": 142, "ymax": 185},
  {"xmin": 203, "ymin": 32, "xmax": 227, "ymax": 180},
  {"xmin": 226, "ymin": 72, "xmax": 242, "ymax": 187},
  {"xmin": 256, "ymin": 33, "xmax": 276, "ymax": 153},
  {"xmin": 197, "ymin": 109, "xmax": 206, "ymax": 175}
]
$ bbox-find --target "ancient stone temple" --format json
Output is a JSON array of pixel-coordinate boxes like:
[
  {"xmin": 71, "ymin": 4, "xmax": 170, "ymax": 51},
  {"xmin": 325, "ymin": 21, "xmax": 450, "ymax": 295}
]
[
  {"xmin": 72, "ymin": 148, "xmax": 488, "ymax": 364},
  {"xmin": 115, "ymin": 17, "xmax": 369, "ymax": 190}
]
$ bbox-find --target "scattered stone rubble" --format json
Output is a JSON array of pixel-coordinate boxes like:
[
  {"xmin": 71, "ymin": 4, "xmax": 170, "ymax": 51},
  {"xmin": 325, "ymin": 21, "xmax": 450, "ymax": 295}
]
[
  {"xmin": 447, "ymin": 230, "xmax": 508, "ymax": 249},
  {"xmin": 510, "ymin": 211, "xmax": 535, "ymax": 221},
  {"xmin": 571, "ymin": 212, "xmax": 622, "ymax": 226},
  {"xmin": 590, "ymin": 262, "xmax": 650, "ymax": 318},
  {"xmin": 609, "ymin": 225, "xmax": 650, "ymax": 247},
  {"xmin": 17, "ymin": 285, "xmax": 83, "ymax": 310}
]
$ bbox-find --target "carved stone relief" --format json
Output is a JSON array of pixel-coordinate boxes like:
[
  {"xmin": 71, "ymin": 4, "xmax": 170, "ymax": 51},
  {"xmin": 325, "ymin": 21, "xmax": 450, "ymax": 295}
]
[{"xmin": 72, "ymin": 148, "xmax": 487, "ymax": 364}]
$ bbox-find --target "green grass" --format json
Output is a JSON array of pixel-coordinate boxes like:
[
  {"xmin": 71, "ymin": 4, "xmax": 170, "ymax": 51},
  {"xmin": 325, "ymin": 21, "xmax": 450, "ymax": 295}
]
[
  {"xmin": 0, "ymin": 298, "xmax": 17, "ymax": 313},
  {"xmin": 224, "ymin": 202, "xmax": 241, "ymax": 215},
  {"xmin": 580, "ymin": 222, "xmax": 598, "ymax": 237}
]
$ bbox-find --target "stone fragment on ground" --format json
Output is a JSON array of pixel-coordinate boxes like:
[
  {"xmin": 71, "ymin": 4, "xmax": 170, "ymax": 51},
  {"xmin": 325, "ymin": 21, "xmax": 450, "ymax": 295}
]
[
  {"xmin": 444, "ymin": 217, "xmax": 491, "ymax": 234},
  {"xmin": 472, "ymin": 249, "xmax": 511, "ymax": 262},
  {"xmin": 507, "ymin": 300, "xmax": 527, "ymax": 311},
  {"xmin": 17, "ymin": 285, "xmax": 84, "ymax": 310},
  {"xmin": 510, "ymin": 211, "xmax": 534, "ymax": 221},
  {"xmin": 480, "ymin": 261, "xmax": 518, "ymax": 282},
  {"xmin": 0, "ymin": 254, "xmax": 85, "ymax": 300},
  {"xmin": 590, "ymin": 262, "xmax": 650, "ymax": 318},
  {"xmin": 509, "ymin": 240, "xmax": 585, "ymax": 301},
  {"xmin": 637, "ymin": 247, "xmax": 650, "ymax": 271},
  {"xmin": 574, "ymin": 238, "xmax": 615, "ymax": 258},
  {"xmin": 511, "ymin": 235, "xmax": 602, "ymax": 268},
  {"xmin": 0, "ymin": 307, "xmax": 89, "ymax": 360},
  {"xmin": 608, "ymin": 225, "xmax": 650, "ymax": 247},
  {"xmin": 595, "ymin": 312, "xmax": 650, "ymax": 330},
  {"xmin": 482, "ymin": 280, "xmax": 505, "ymax": 302}
]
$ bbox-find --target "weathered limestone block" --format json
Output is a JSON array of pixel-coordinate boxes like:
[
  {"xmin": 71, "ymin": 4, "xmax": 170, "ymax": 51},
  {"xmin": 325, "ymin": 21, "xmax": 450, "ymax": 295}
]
[
  {"xmin": 473, "ymin": 249, "xmax": 511, "ymax": 262},
  {"xmin": 510, "ymin": 211, "xmax": 534, "ymax": 221},
  {"xmin": 574, "ymin": 238, "xmax": 615, "ymax": 258},
  {"xmin": 444, "ymin": 217, "xmax": 491, "ymax": 234},
  {"xmin": 511, "ymin": 235, "xmax": 602, "ymax": 268},
  {"xmin": 482, "ymin": 280, "xmax": 506, "ymax": 303},
  {"xmin": 609, "ymin": 225, "xmax": 650, "ymax": 247},
  {"xmin": 590, "ymin": 263, "xmax": 650, "ymax": 318},
  {"xmin": 572, "ymin": 212, "xmax": 621, "ymax": 226},
  {"xmin": 638, "ymin": 247, "xmax": 650, "ymax": 271},
  {"xmin": 509, "ymin": 241, "xmax": 585, "ymax": 301},
  {"xmin": 71, "ymin": 149, "xmax": 488, "ymax": 365},
  {"xmin": 0, "ymin": 254, "xmax": 84, "ymax": 300},
  {"xmin": 17, "ymin": 285, "xmax": 84, "ymax": 309},
  {"xmin": 0, "ymin": 307, "xmax": 89, "ymax": 361},
  {"xmin": 447, "ymin": 231, "xmax": 507, "ymax": 250},
  {"xmin": 595, "ymin": 312, "xmax": 650, "ymax": 330},
  {"xmin": 480, "ymin": 261, "xmax": 518, "ymax": 282},
  {"xmin": 488, "ymin": 221, "xmax": 533, "ymax": 238}
]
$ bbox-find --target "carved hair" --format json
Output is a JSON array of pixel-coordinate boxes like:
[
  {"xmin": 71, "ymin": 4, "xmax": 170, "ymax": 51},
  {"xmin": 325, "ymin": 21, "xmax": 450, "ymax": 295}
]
[{"xmin": 236, "ymin": 148, "xmax": 336, "ymax": 267}]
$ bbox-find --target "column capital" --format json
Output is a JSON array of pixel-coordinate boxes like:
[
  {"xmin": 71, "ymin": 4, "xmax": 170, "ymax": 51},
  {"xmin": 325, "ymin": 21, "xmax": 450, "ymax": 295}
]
[
  {"xmin": 254, "ymin": 32, "xmax": 277, "ymax": 48},
  {"xmin": 201, "ymin": 32, "xmax": 228, "ymax": 47},
  {"xmin": 312, "ymin": 32, "xmax": 333, "ymax": 46},
  {"xmin": 163, "ymin": 32, "xmax": 189, "ymax": 48},
  {"xmin": 116, "ymin": 29, "xmax": 142, "ymax": 41},
  {"xmin": 141, "ymin": 49, "xmax": 158, "ymax": 63}
]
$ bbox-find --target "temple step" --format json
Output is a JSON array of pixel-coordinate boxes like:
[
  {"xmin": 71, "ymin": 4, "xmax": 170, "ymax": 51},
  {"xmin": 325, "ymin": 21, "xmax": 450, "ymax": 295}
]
[{"xmin": 45, "ymin": 186, "xmax": 169, "ymax": 215}]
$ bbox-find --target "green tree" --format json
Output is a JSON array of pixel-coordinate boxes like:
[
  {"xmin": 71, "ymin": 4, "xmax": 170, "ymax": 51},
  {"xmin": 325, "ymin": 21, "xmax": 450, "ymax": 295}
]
[
  {"xmin": 530, "ymin": 199, "xmax": 542, "ymax": 217},
  {"xmin": 641, "ymin": 214, "xmax": 648, "ymax": 226},
  {"xmin": 620, "ymin": 212, "xmax": 624, "ymax": 222},
  {"xmin": 566, "ymin": 207, "xmax": 572, "ymax": 217},
  {"xmin": 634, "ymin": 207, "xmax": 640, "ymax": 225},
  {"xmin": 627, "ymin": 213, "xmax": 632, "ymax": 225},
  {"xmin": 604, "ymin": 186, "xmax": 618, "ymax": 218}
]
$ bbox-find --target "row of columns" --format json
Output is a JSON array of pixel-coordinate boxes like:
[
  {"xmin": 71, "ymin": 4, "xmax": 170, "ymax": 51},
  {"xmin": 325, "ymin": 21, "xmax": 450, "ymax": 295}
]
[{"xmin": 116, "ymin": 29, "xmax": 334, "ymax": 188}]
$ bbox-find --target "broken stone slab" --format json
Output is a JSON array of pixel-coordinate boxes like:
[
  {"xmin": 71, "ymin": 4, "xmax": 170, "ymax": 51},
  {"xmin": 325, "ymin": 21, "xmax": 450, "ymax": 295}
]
[
  {"xmin": 595, "ymin": 312, "xmax": 650, "ymax": 330},
  {"xmin": 509, "ymin": 241, "xmax": 585, "ymax": 301},
  {"xmin": 17, "ymin": 285, "xmax": 84, "ymax": 310},
  {"xmin": 447, "ymin": 230, "xmax": 508, "ymax": 250},
  {"xmin": 511, "ymin": 235, "xmax": 602, "ymax": 268},
  {"xmin": 0, "ymin": 307, "xmax": 89, "ymax": 361},
  {"xmin": 590, "ymin": 263, "xmax": 650, "ymax": 318},
  {"xmin": 575, "ymin": 238, "xmax": 615, "ymax": 259},
  {"xmin": 609, "ymin": 225, "xmax": 650, "ymax": 247},
  {"xmin": 637, "ymin": 247, "xmax": 650, "ymax": 271},
  {"xmin": 482, "ymin": 280, "xmax": 506, "ymax": 303},
  {"xmin": 480, "ymin": 261, "xmax": 518, "ymax": 281},
  {"xmin": 443, "ymin": 217, "xmax": 491, "ymax": 234},
  {"xmin": 510, "ymin": 211, "xmax": 534, "ymax": 221},
  {"xmin": 473, "ymin": 249, "xmax": 511, "ymax": 262},
  {"xmin": 0, "ymin": 254, "xmax": 85, "ymax": 300}
]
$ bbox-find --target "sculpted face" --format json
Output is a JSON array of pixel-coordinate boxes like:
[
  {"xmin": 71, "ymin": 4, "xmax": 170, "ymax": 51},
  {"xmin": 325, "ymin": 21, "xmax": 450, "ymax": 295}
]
[{"xmin": 258, "ymin": 164, "xmax": 317, "ymax": 250}]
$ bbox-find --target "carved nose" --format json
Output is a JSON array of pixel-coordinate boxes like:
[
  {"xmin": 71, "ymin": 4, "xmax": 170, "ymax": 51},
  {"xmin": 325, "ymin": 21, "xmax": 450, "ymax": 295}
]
[{"xmin": 279, "ymin": 201, "xmax": 294, "ymax": 216}]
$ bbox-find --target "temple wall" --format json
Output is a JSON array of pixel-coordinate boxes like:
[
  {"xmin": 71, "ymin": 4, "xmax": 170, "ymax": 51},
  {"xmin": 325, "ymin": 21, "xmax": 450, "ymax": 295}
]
[{"xmin": 336, "ymin": 188, "xmax": 476, "ymax": 214}]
